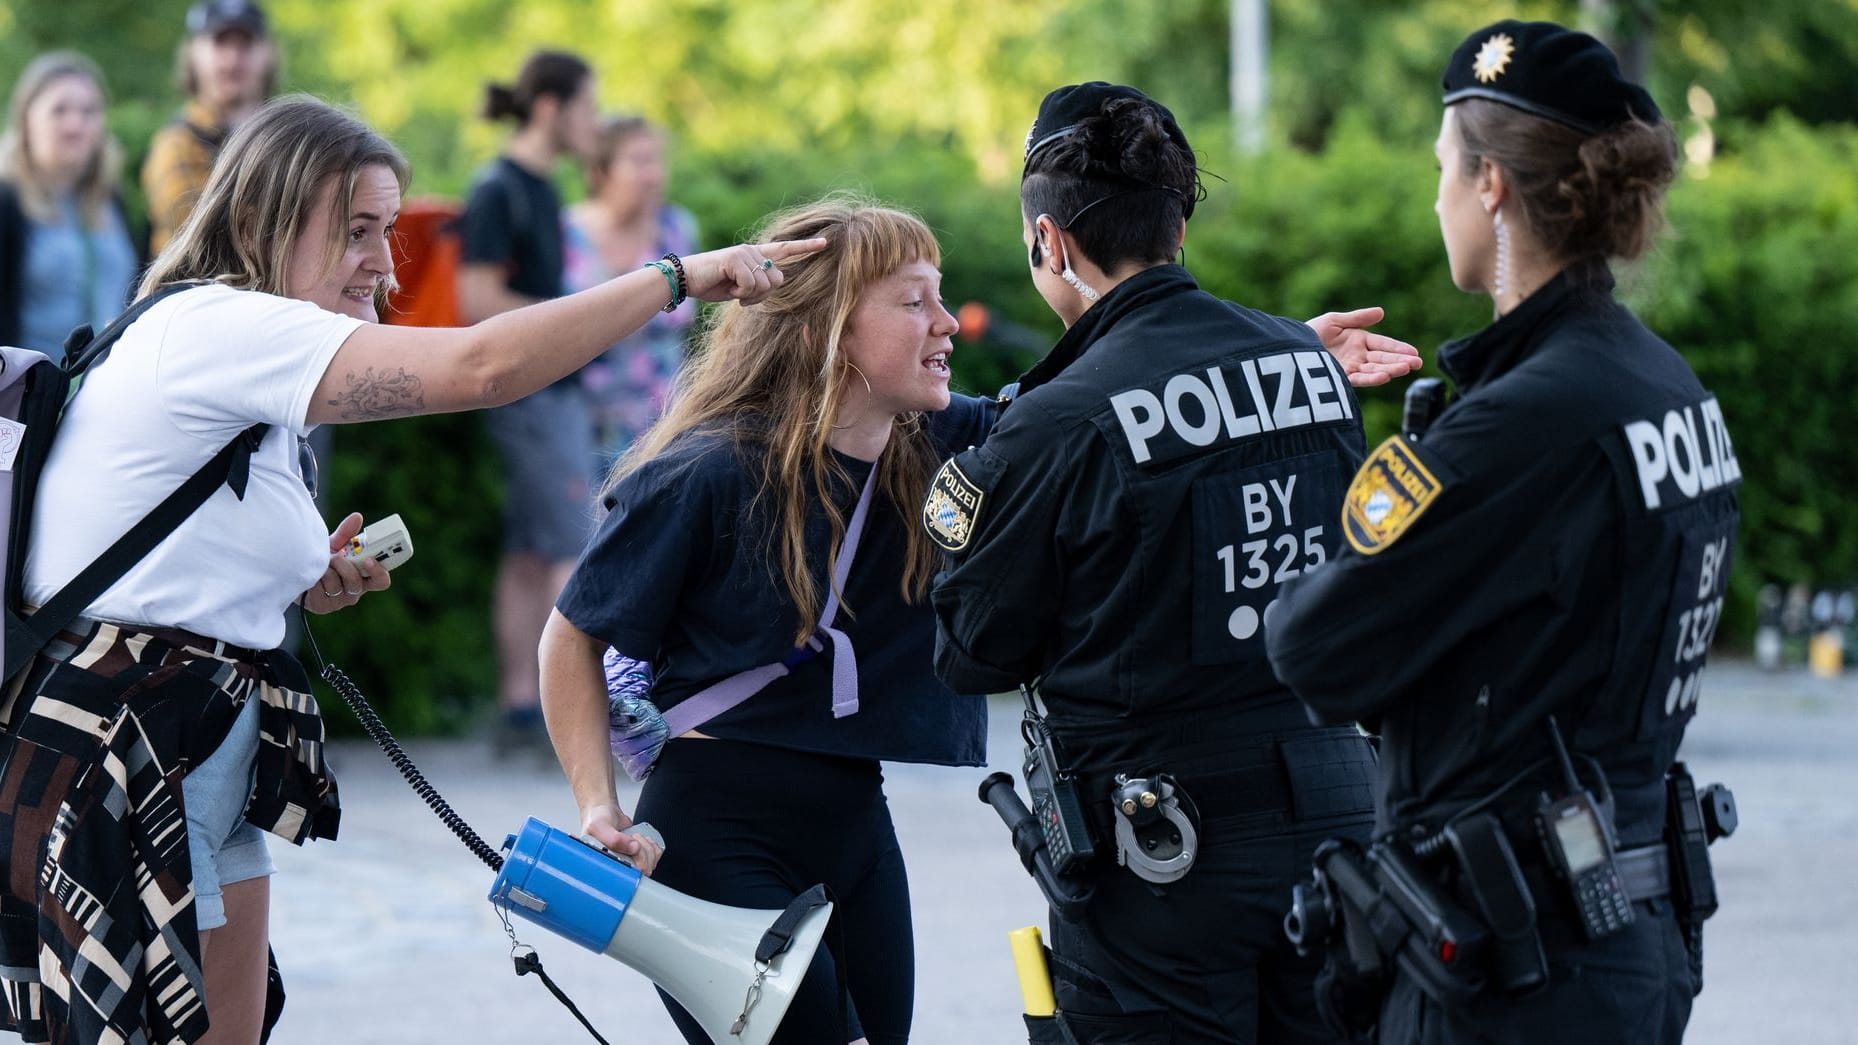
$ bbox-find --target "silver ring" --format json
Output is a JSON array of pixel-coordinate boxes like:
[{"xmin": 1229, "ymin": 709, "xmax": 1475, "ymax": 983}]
[
  {"xmin": 760, "ymin": 257, "xmax": 774, "ymax": 270},
  {"xmin": 321, "ymin": 587, "xmax": 339, "ymax": 598}
]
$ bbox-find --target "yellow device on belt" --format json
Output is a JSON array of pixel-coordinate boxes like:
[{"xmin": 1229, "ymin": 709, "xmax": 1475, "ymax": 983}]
[{"xmin": 1008, "ymin": 925, "xmax": 1057, "ymax": 1017}]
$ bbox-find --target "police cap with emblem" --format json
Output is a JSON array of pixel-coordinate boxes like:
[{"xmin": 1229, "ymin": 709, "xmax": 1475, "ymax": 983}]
[
  {"xmin": 1023, "ymin": 82, "xmax": 1197, "ymax": 218},
  {"xmin": 1443, "ymin": 20, "xmax": 1660, "ymax": 134}
]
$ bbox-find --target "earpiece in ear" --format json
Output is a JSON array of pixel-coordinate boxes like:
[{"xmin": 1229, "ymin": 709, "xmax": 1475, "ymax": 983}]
[{"xmin": 1031, "ymin": 214, "xmax": 1057, "ymax": 268}]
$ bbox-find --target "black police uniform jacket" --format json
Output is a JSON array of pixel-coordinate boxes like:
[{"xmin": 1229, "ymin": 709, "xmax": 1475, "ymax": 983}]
[
  {"xmin": 1266, "ymin": 263, "xmax": 1741, "ymax": 845},
  {"xmin": 928, "ymin": 265, "xmax": 1368, "ymax": 772}
]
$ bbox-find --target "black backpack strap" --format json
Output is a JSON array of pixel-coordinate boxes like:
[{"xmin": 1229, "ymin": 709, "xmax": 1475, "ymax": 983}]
[
  {"xmin": 5, "ymin": 280, "xmax": 252, "ymax": 678},
  {"xmin": 64, "ymin": 281, "xmax": 203, "ymax": 380},
  {"xmin": 6, "ymin": 422, "xmax": 269, "ymax": 675}
]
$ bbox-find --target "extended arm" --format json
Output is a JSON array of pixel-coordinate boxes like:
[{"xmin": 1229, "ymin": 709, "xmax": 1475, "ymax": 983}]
[
  {"xmin": 1308, "ymin": 306, "xmax": 1425, "ymax": 388},
  {"xmin": 306, "ymin": 239, "xmax": 822, "ymax": 424}
]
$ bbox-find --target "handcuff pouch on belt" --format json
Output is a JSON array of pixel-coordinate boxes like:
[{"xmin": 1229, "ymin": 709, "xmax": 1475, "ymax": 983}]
[
  {"xmin": 1016, "ymin": 685, "xmax": 1204, "ymax": 887},
  {"xmin": 1108, "ymin": 772, "xmax": 1200, "ymax": 885}
]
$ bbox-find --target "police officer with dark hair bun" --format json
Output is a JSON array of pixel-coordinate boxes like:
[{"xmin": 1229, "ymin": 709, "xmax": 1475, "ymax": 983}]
[
  {"xmin": 1268, "ymin": 22, "xmax": 1739, "ymax": 1045},
  {"xmin": 928, "ymin": 82, "xmax": 1419, "ymax": 1044}
]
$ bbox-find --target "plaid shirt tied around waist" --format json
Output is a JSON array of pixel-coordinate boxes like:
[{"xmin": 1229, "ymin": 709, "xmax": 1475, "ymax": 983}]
[{"xmin": 0, "ymin": 617, "xmax": 340, "ymax": 1044}]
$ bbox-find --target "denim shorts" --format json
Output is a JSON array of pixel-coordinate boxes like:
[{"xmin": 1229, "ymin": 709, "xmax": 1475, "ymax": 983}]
[{"xmin": 182, "ymin": 694, "xmax": 275, "ymax": 930}]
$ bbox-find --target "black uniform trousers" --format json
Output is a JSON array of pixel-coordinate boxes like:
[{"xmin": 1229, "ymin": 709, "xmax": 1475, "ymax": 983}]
[
  {"xmin": 1377, "ymin": 897, "xmax": 1696, "ymax": 1045},
  {"xmin": 1042, "ymin": 732, "xmax": 1376, "ymax": 1045}
]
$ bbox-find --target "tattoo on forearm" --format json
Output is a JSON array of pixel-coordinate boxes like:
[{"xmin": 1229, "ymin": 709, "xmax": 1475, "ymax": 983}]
[{"xmin": 327, "ymin": 368, "xmax": 426, "ymax": 420}]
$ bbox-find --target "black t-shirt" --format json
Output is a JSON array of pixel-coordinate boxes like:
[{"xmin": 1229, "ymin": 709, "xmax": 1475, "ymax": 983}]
[
  {"xmin": 458, "ymin": 157, "xmax": 563, "ymax": 301},
  {"xmin": 558, "ymin": 395, "xmax": 997, "ymax": 766}
]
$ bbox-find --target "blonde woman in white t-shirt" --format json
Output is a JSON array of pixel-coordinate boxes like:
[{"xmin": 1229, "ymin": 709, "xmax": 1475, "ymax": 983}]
[{"xmin": 0, "ymin": 95, "xmax": 820, "ymax": 1045}]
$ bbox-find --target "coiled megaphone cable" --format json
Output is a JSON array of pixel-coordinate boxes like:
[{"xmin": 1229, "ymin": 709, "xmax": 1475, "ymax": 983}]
[
  {"xmin": 297, "ymin": 614, "xmax": 612, "ymax": 1043},
  {"xmin": 300, "ymin": 620, "xmax": 505, "ymax": 871}
]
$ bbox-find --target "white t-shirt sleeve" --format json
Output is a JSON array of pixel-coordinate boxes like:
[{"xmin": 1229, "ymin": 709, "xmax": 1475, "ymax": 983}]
[{"xmin": 154, "ymin": 285, "xmax": 365, "ymax": 438}]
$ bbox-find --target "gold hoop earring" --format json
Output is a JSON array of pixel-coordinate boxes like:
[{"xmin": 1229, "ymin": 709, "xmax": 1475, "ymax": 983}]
[{"xmin": 828, "ymin": 362, "xmax": 875, "ymax": 430}]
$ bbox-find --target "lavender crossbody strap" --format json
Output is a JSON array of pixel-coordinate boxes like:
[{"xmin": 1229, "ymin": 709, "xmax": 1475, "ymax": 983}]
[{"xmin": 659, "ymin": 466, "xmax": 878, "ymax": 737}]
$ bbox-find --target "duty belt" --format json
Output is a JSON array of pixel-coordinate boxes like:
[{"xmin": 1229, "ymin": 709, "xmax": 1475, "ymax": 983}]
[
  {"xmin": 1080, "ymin": 755, "xmax": 1291, "ymax": 838},
  {"xmin": 1516, "ymin": 839, "xmax": 1670, "ymax": 917},
  {"xmin": 1613, "ymin": 843, "xmax": 1671, "ymax": 900},
  {"xmin": 1075, "ymin": 725, "xmax": 1374, "ymax": 830}
]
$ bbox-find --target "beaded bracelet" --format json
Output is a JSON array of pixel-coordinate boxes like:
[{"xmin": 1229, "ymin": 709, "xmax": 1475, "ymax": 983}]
[
  {"xmin": 660, "ymin": 252, "xmax": 689, "ymax": 311},
  {"xmin": 644, "ymin": 260, "xmax": 682, "ymax": 312}
]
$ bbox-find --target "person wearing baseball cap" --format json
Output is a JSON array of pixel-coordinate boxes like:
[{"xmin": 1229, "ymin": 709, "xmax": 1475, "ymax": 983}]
[
  {"xmin": 141, "ymin": 0, "xmax": 277, "ymax": 254},
  {"xmin": 1269, "ymin": 21, "xmax": 1731, "ymax": 1045}
]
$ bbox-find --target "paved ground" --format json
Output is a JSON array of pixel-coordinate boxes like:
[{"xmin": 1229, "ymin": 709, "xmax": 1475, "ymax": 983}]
[{"xmin": 263, "ymin": 662, "xmax": 1858, "ymax": 1044}]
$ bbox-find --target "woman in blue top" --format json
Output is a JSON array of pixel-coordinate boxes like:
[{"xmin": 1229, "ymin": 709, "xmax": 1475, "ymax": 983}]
[
  {"xmin": 542, "ymin": 196, "xmax": 989, "ymax": 1045},
  {"xmin": 0, "ymin": 51, "xmax": 141, "ymax": 358}
]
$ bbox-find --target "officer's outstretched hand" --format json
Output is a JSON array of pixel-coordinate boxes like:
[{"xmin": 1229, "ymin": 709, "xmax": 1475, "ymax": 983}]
[{"xmin": 1307, "ymin": 307, "xmax": 1424, "ymax": 388}]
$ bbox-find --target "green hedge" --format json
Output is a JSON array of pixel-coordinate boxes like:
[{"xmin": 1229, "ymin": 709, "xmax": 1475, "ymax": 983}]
[
  {"xmin": 312, "ymin": 116, "xmax": 1857, "ymax": 733},
  {"xmin": 1636, "ymin": 117, "xmax": 1858, "ymax": 639}
]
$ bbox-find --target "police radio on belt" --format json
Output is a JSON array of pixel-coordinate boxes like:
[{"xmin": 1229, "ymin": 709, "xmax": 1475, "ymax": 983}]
[
  {"xmin": 1535, "ymin": 717, "xmax": 1634, "ymax": 940},
  {"xmin": 1019, "ymin": 685, "xmax": 1096, "ymax": 875}
]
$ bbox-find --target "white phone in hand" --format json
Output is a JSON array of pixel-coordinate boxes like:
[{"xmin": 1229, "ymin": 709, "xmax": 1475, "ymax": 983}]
[{"xmin": 344, "ymin": 513, "xmax": 414, "ymax": 571}]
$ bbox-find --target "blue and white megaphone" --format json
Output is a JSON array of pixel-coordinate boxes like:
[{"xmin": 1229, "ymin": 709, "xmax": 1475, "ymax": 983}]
[{"xmin": 488, "ymin": 817, "xmax": 832, "ymax": 1045}]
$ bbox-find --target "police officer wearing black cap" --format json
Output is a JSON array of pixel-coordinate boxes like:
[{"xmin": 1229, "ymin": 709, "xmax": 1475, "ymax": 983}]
[
  {"xmin": 1268, "ymin": 21, "xmax": 1738, "ymax": 1045},
  {"xmin": 928, "ymin": 82, "xmax": 1419, "ymax": 1044}
]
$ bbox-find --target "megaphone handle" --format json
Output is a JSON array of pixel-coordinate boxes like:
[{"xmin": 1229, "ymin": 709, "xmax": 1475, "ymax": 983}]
[
  {"xmin": 576, "ymin": 822, "xmax": 666, "ymax": 868},
  {"xmin": 755, "ymin": 883, "xmax": 832, "ymax": 963},
  {"xmin": 732, "ymin": 884, "xmax": 842, "ymax": 1038}
]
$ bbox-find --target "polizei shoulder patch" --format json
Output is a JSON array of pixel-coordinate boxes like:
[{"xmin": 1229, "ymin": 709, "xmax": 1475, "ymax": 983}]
[
  {"xmin": 924, "ymin": 458, "xmax": 985, "ymax": 552},
  {"xmin": 1342, "ymin": 436, "xmax": 1442, "ymax": 555}
]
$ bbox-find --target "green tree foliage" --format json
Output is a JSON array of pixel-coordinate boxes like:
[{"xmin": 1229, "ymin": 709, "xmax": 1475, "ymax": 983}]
[
  {"xmin": 1650, "ymin": 0, "xmax": 1858, "ymax": 130},
  {"xmin": 1636, "ymin": 119, "xmax": 1858, "ymax": 634},
  {"xmin": 1, "ymin": 1, "xmax": 1850, "ymax": 728}
]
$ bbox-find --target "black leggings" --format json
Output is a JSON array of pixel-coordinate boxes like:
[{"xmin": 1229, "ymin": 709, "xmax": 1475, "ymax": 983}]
[{"xmin": 633, "ymin": 738, "xmax": 914, "ymax": 1045}]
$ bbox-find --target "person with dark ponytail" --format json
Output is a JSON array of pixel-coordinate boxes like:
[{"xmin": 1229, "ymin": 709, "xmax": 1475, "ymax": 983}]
[
  {"xmin": 927, "ymin": 82, "xmax": 1419, "ymax": 1044},
  {"xmin": 455, "ymin": 50, "xmax": 605, "ymax": 756},
  {"xmin": 1267, "ymin": 22, "xmax": 1737, "ymax": 1045}
]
